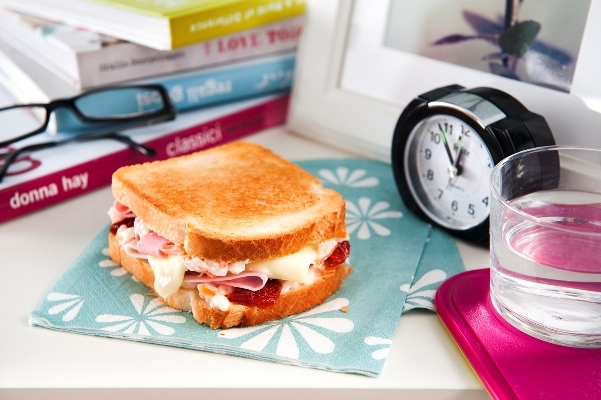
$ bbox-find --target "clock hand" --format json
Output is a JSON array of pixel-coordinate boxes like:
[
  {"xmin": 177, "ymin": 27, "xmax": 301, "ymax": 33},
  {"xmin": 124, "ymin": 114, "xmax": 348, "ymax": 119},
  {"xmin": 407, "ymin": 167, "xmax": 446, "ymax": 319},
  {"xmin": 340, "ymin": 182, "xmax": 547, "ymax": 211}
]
[
  {"xmin": 453, "ymin": 136, "xmax": 463, "ymax": 168},
  {"xmin": 438, "ymin": 123, "xmax": 461, "ymax": 180},
  {"xmin": 438, "ymin": 123, "xmax": 456, "ymax": 178},
  {"xmin": 449, "ymin": 135, "xmax": 464, "ymax": 182}
]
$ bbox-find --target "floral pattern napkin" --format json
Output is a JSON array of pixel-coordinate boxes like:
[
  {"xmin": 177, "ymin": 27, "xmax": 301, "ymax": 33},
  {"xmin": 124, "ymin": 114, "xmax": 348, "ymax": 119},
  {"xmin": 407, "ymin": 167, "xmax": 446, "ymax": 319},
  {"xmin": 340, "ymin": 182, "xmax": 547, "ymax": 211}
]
[{"xmin": 29, "ymin": 159, "xmax": 464, "ymax": 377}]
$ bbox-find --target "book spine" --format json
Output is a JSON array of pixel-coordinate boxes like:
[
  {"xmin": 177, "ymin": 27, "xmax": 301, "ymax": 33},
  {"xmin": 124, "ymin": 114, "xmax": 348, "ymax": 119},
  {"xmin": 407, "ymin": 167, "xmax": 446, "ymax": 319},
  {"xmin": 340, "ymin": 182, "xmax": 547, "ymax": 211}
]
[
  {"xmin": 77, "ymin": 17, "xmax": 302, "ymax": 89},
  {"xmin": 170, "ymin": 0, "xmax": 306, "ymax": 49},
  {"xmin": 0, "ymin": 94, "xmax": 289, "ymax": 224},
  {"xmin": 55, "ymin": 53, "xmax": 296, "ymax": 131}
]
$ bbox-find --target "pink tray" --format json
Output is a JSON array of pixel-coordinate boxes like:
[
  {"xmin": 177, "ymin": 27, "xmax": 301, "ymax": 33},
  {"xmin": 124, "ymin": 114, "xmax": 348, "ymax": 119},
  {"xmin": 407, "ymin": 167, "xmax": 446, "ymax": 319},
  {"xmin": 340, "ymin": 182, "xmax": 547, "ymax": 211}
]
[{"xmin": 435, "ymin": 269, "xmax": 601, "ymax": 400}]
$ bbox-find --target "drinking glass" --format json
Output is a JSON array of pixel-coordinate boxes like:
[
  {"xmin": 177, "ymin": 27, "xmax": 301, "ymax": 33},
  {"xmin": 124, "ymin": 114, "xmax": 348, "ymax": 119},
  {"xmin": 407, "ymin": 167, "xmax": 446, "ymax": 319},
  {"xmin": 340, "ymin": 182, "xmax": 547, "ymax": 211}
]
[{"xmin": 490, "ymin": 145, "xmax": 601, "ymax": 348}]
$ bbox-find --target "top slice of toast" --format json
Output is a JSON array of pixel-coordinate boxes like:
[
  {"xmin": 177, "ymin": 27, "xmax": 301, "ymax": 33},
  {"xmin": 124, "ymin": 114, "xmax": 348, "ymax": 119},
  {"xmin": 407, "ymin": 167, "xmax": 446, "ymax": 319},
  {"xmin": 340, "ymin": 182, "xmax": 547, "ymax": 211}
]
[{"xmin": 111, "ymin": 141, "xmax": 347, "ymax": 261}]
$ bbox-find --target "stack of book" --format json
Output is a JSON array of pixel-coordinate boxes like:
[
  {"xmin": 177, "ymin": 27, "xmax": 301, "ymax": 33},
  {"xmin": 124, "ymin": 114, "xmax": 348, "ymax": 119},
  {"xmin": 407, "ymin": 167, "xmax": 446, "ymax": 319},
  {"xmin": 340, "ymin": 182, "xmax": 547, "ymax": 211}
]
[{"xmin": 0, "ymin": 0, "xmax": 306, "ymax": 222}]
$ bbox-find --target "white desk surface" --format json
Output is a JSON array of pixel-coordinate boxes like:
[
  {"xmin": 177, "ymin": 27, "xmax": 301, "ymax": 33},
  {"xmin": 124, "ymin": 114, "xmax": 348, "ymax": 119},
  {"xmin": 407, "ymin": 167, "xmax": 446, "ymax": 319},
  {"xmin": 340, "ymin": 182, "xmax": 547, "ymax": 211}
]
[{"xmin": 0, "ymin": 126, "xmax": 492, "ymax": 400}]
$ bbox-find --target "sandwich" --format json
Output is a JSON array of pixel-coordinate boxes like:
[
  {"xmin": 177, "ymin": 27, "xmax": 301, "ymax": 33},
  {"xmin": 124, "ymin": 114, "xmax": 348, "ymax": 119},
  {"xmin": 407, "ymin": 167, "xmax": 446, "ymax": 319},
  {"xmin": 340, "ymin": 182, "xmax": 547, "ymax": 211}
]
[{"xmin": 107, "ymin": 141, "xmax": 351, "ymax": 329}]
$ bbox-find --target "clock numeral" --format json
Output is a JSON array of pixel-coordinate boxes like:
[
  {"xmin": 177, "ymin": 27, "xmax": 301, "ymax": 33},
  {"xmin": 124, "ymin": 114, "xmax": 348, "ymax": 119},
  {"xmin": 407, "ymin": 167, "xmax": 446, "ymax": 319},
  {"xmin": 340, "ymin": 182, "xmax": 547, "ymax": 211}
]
[
  {"xmin": 426, "ymin": 169, "xmax": 434, "ymax": 180},
  {"xmin": 451, "ymin": 200, "xmax": 458, "ymax": 212},
  {"xmin": 445, "ymin": 123, "xmax": 453, "ymax": 136},
  {"xmin": 468, "ymin": 204, "xmax": 475, "ymax": 216},
  {"xmin": 461, "ymin": 125, "xmax": 471, "ymax": 137},
  {"xmin": 425, "ymin": 148, "xmax": 432, "ymax": 160},
  {"xmin": 430, "ymin": 131, "xmax": 441, "ymax": 144},
  {"xmin": 482, "ymin": 197, "xmax": 489, "ymax": 206},
  {"xmin": 437, "ymin": 189, "xmax": 443, "ymax": 199}
]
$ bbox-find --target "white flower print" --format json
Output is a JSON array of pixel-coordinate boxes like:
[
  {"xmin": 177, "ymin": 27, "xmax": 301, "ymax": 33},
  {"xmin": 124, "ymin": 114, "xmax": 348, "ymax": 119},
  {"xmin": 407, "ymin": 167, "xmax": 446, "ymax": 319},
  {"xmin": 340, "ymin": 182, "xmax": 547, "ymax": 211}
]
[
  {"xmin": 100, "ymin": 247, "xmax": 139, "ymax": 281},
  {"xmin": 95, "ymin": 294, "xmax": 186, "ymax": 336},
  {"xmin": 47, "ymin": 293, "xmax": 84, "ymax": 322},
  {"xmin": 364, "ymin": 336, "xmax": 392, "ymax": 360},
  {"xmin": 217, "ymin": 298, "xmax": 354, "ymax": 359},
  {"xmin": 346, "ymin": 198, "xmax": 403, "ymax": 240},
  {"xmin": 318, "ymin": 167, "xmax": 379, "ymax": 188},
  {"xmin": 400, "ymin": 269, "xmax": 447, "ymax": 312}
]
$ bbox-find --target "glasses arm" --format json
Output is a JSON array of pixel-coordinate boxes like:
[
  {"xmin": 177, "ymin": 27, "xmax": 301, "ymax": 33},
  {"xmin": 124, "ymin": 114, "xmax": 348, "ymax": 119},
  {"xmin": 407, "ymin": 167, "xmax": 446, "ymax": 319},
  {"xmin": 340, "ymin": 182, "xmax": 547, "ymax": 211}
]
[
  {"xmin": 74, "ymin": 131, "xmax": 157, "ymax": 156},
  {"xmin": 0, "ymin": 131, "xmax": 156, "ymax": 183}
]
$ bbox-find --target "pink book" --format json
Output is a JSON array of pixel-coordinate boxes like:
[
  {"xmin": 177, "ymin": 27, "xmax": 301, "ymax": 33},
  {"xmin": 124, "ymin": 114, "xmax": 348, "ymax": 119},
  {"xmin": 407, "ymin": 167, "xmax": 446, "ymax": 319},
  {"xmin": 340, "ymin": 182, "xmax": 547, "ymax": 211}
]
[
  {"xmin": 435, "ymin": 268, "xmax": 601, "ymax": 400},
  {"xmin": 0, "ymin": 94, "xmax": 289, "ymax": 223}
]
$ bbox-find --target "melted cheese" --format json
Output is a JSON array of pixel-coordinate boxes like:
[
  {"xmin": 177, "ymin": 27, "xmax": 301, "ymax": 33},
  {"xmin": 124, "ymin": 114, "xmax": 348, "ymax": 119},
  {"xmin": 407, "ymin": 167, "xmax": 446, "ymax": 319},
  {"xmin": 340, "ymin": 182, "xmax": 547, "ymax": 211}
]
[
  {"xmin": 147, "ymin": 255, "xmax": 188, "ymax": 298},
  {"xmin": 210, "ymin": 293, "xmax": 231, "ymax": 311},
  {"xmin": 245, "ymin": 244, "xmax": 319, "ymax": 284},
  {"xmin": 146, "ymin": 242, "xmax": 337, "ymax": 299}
]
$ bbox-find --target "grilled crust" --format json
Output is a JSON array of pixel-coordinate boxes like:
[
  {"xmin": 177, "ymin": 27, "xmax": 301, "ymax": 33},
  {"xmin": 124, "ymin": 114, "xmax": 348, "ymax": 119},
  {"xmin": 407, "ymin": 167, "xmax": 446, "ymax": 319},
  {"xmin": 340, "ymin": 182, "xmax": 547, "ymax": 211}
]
[
  {"xmin": 109, "ymin": 233, "xmax": 352, "ymax": 329},
  {"xmin": 112, "ymin": 142, "xmax": 347, "ymax": 262}
]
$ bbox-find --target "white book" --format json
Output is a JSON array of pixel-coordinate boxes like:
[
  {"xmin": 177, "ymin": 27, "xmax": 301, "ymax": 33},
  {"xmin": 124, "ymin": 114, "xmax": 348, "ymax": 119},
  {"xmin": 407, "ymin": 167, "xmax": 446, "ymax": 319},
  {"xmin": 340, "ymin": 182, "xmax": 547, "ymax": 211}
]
[{"xmin": 0, "ymin": 8, "xmax": 302, "ymax": 89}]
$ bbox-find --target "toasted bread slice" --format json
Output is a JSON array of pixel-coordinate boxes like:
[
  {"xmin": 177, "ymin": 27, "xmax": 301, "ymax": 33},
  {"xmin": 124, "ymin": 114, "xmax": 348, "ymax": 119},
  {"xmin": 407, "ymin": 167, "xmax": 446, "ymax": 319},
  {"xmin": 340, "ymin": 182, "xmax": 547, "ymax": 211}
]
[
  {"xmin": 112, "ymin": 142, "xmax": 347, "ymax": 261},
  {"xmin": 108, "ymin": 233, "xmax": 352, "ymax": 329}
]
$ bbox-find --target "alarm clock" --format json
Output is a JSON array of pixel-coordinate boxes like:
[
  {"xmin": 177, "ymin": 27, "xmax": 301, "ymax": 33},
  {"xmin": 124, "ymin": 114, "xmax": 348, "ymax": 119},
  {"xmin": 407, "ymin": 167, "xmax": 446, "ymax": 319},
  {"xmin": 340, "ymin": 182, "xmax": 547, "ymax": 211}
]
[{"xmin": 391, "ymin": 84, "xmax": 555, "ymax": 244}]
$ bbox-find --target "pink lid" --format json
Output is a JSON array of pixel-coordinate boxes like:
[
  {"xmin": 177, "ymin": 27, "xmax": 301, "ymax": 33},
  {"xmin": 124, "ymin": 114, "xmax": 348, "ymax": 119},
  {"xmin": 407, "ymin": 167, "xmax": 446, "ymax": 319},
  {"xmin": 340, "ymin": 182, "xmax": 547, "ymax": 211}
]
[{"xmin": 435, "ymin": 269, "xmax": 601, "ymax": 400}]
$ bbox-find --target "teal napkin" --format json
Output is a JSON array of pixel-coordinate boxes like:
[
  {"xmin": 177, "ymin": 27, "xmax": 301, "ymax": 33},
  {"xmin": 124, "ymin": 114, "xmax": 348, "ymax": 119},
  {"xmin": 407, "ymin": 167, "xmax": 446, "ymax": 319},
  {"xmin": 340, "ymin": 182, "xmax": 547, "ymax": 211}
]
[
  {"xmin": 401, "ymin": 226, "xmax": 465, "ymax": 313},
  {"xmin": 29, "ymin": 159, "xmax": 464, "ymax": 376}
]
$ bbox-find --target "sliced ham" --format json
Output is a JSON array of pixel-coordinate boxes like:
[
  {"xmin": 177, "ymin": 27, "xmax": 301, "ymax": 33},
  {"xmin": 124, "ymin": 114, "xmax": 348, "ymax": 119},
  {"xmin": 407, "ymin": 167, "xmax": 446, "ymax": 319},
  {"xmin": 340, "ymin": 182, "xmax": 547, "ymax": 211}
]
[
  {"xmin": 110, "ymin": 201, "xmax": 135, "ymax": 224},
  {"xmin": 160, "ymin": 243, "xmax": 185, "ymax": 256},
  {"xmin": 114, "ymin": 201, "xmax": 130, "ymax": 213},
  {"xmin": 124, "ymin": 241, "xmax": 148, "ymax": 259},
  {"xmin": 137, "ymin": 232, "xmax": 172, "ymax": 257},
  {"xmin": 183, "ymin": 271, "xmax": 269, "ymax": 291}
]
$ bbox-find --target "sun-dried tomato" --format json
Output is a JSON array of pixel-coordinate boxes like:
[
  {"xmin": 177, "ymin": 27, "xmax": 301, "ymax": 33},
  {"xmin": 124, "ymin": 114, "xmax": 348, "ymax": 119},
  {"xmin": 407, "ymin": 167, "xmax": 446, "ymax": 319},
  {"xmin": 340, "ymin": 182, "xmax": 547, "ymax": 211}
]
[
  {"xmin": 324, "ymin": 241, "xmax": 350, "ymax": 268},
  {"xmin": 109, "ymin": 217, "xmax": 135, "ymax": 234},
  {"xmin": 227, "ymin": 279, "xmax": 282, "ymax": 308}
]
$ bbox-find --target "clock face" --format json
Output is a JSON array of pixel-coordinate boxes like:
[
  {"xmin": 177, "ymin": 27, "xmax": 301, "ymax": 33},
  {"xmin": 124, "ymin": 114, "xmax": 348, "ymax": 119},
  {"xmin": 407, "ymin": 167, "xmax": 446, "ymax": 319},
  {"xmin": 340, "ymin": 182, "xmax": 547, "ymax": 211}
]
[{"xmin": 403, "ymin": 114, "xmax": 494, "ymax": 230}]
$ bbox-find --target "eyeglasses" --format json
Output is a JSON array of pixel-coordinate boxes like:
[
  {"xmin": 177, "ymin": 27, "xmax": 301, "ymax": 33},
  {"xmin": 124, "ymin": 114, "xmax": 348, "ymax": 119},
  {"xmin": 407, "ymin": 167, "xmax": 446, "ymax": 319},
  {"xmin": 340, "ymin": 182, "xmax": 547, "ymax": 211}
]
[
  {"xmin": 0, "ymin": 131, "xmax": 157, "ymax": 183},
  {"xmin": 0, "ymin": 84, "xmax": 177, "ymax": 183},
  {"xmin": 0, "ymin": 84, "xmax": 177, "ymax": 147}
]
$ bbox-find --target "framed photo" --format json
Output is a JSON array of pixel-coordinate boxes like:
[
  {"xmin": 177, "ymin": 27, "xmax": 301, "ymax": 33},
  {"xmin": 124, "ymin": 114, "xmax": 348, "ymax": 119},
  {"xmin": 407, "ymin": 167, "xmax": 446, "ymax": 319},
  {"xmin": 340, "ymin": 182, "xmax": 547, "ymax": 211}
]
[{"xmin": 288, "ymin": 0, "xmax": 601, "ymax": 163}]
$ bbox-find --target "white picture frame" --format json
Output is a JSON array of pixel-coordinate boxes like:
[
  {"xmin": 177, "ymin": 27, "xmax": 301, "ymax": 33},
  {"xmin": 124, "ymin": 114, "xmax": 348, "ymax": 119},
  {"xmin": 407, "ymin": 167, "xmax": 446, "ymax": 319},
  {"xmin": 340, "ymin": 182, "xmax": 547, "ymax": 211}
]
[{"xmin": 287, "ymin": 0, "xmax": 601, "ymax": 163}]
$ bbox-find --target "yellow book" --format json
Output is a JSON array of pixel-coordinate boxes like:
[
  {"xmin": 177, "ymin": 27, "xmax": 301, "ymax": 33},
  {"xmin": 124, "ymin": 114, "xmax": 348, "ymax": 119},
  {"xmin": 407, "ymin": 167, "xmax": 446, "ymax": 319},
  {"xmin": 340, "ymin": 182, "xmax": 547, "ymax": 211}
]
[{"xmin": 0, "ymin": 0, "xmax": 306, "ymax": 50}]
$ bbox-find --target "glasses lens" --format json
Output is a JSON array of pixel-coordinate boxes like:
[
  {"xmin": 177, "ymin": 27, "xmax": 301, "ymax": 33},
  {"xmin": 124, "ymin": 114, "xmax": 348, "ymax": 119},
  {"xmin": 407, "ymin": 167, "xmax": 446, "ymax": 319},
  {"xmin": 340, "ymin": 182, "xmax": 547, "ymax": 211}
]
[
  {"xmin": 74, "ymin": 87, "xmax": 166, "ymax": 119},
  {"xmin": 0, "ymin": 106, "xmax": 46, "ymax": 143}
]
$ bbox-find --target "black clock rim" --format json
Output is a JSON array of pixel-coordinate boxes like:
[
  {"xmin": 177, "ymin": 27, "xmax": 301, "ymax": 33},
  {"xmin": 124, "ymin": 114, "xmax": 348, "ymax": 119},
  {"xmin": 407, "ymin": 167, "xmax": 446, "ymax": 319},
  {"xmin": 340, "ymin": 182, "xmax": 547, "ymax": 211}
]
[{"xmin": 391, "ymin": 102, "xmax": 507, "ymax": 244}]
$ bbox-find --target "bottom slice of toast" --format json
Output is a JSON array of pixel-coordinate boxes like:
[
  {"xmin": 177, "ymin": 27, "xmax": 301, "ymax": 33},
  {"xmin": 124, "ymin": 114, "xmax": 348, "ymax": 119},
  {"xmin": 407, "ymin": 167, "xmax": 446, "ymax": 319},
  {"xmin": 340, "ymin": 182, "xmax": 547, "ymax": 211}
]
[{"xmin": 108, "ymin": 233, "xmax": 352, "ymax": 329}]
